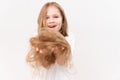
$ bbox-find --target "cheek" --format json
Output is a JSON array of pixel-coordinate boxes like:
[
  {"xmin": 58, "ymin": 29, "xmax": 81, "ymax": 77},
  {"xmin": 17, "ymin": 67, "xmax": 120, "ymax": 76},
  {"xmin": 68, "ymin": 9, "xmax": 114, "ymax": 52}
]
[
  {"xmin": 57, "ymin": 19, "xmax": 62, "ymax": 26},
  {"xmin": 45, "ymin": 20, "xmax": 48, "ymax": 26},
  {"xmin": 59, "ymin": 18, "xmax": 62, "ymax": 24}
]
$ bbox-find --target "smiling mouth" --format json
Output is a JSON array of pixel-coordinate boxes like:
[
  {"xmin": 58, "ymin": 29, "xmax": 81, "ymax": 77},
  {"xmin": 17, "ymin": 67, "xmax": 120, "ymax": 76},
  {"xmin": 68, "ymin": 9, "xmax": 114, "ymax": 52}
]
[{"xmin": 48, "ymin": 25, "xmax": 56, "ymax": 28}]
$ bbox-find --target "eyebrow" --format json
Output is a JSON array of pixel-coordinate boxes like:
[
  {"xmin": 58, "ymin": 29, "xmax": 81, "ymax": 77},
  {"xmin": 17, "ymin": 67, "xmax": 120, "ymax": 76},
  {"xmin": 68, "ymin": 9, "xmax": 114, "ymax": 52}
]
[{"xmin": 46, "ymin": 14, "xmax": 61, "ymax": 16}]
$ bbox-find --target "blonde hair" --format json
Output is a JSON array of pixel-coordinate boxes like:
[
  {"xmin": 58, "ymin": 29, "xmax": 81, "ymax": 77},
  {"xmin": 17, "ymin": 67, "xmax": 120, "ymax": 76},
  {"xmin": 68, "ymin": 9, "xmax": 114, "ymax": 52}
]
[
  {"xmin": 26, "ymin": 28, "xmax": 71, "ymax": 69},
  {"xmin": 37, "ymin": 2, "xmax": 68, "ymax": 36}
]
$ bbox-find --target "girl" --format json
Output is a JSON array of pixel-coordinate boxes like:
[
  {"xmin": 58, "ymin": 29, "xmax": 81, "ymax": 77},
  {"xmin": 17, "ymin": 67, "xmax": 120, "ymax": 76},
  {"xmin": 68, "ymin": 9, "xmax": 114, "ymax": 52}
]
[{"xmin": 26, "ymin": 2, "xmax": 75, "ymax": 80}]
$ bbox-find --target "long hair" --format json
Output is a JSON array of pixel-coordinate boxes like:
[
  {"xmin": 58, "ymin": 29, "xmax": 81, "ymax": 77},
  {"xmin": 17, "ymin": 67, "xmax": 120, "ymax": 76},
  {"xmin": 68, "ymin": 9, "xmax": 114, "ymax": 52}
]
[
  {"xmin": 37, "ymin": 2, "xmax": 68, "ymax": 36},
  {"xmin": 26, "ymin": 28, "xmax": 71, "ymax": 69}
]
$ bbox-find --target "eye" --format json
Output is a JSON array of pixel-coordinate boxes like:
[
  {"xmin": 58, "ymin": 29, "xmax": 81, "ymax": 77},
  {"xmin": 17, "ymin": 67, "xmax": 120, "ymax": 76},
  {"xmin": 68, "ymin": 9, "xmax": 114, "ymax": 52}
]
[
  {"xmin": 46, "ymin": 16, "xmax": 49, "ymax": 19},
  {"xmin": 53, "ymin": 15, "xmax": 59, "ymax": 18}
]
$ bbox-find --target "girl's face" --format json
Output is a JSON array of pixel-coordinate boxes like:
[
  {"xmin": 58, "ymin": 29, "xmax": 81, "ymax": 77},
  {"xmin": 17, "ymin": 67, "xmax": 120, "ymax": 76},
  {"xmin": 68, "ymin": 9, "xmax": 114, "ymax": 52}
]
[{"xmin": 46, "ymin": 6, "xmax": 62, "ymax": 32}]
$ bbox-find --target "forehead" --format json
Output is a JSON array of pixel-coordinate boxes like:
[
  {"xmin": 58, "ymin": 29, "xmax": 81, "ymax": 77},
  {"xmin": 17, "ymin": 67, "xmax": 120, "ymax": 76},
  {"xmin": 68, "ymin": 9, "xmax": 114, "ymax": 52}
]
[{"xmin": 46, "ymin": 6, "xmax": 61, "ymax": 15}]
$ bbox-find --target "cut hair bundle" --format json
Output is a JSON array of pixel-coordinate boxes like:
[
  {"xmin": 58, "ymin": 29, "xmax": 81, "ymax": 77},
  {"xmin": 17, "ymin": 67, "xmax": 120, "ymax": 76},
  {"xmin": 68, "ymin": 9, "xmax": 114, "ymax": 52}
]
[{"xmin": 26, "ymin": 28, "xmax": 71, "ymax": 69}]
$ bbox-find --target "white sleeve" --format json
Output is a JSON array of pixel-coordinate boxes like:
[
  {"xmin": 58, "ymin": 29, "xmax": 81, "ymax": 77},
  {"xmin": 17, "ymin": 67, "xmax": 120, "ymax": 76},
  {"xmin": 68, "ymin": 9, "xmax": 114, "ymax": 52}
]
[{"xmin": 66, "ymin": 32, "xmax": 75, "ymax": 55}]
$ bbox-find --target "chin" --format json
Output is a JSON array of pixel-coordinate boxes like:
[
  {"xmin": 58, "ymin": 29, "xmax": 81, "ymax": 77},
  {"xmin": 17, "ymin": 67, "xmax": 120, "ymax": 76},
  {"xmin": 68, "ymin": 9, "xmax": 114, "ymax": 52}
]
[{"xmin": 49, "ymin": 28, "xmax": 59, "ymax": 32}]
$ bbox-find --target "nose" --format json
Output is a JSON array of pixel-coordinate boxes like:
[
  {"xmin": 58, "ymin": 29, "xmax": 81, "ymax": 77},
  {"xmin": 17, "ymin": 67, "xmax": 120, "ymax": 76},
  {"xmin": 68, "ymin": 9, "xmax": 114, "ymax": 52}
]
[{"xmin": 48, "ymin": 17, "xmax": 54, "ymax": 23}]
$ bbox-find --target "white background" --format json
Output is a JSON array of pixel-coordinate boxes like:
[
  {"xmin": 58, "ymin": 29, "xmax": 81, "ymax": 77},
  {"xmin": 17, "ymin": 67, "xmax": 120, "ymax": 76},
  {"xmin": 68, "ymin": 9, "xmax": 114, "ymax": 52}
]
[{"xmin": 0, "ymin": 0, "xmax": 120, "ymax": 80}]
